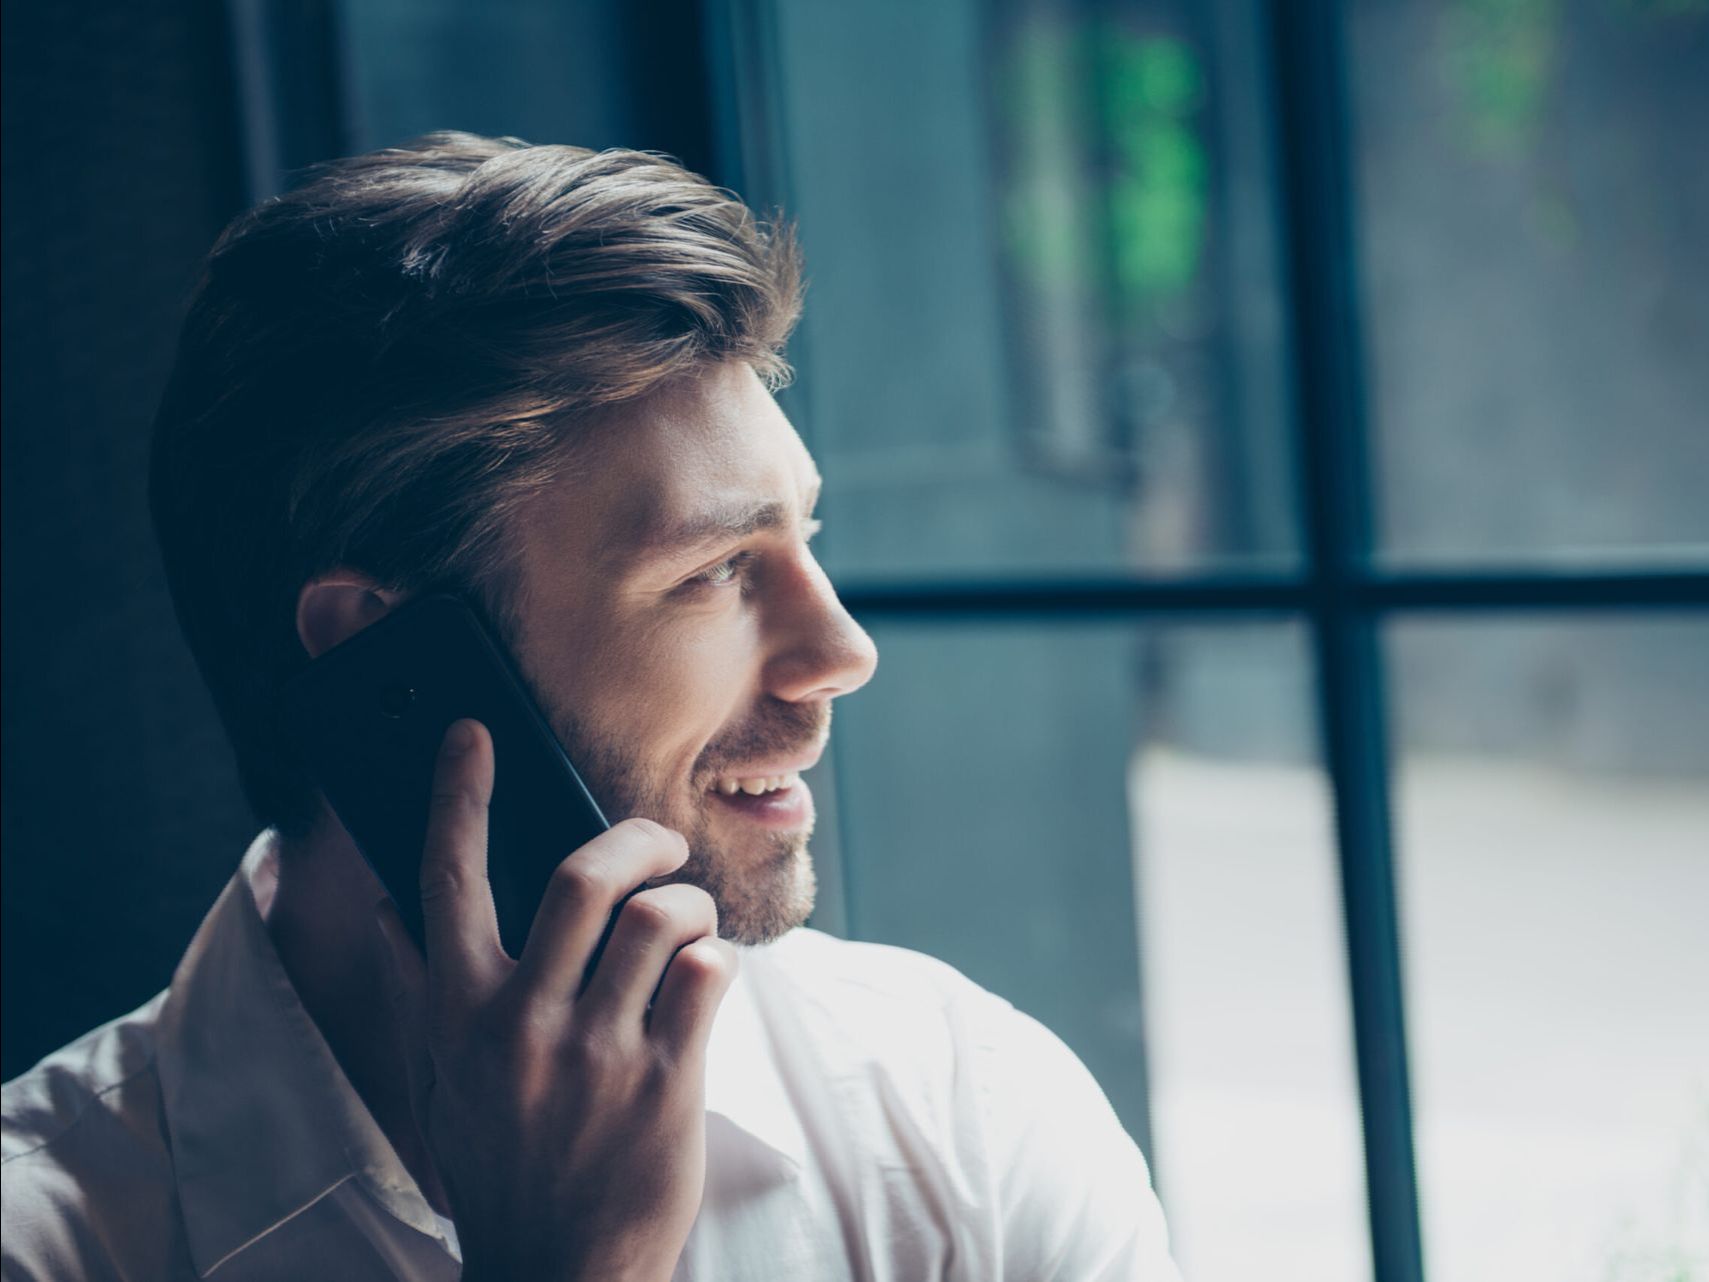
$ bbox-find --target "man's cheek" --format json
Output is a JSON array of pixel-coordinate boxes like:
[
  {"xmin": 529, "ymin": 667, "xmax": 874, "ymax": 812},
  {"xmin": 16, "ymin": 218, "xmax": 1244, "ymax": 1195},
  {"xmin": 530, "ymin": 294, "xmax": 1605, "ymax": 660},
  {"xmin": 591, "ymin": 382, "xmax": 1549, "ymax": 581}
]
[
  {"xmin": 639, "ymin": 646, "xmax": 746, "ymax": 740},
  {"xmin": 564, "ymin": 635, "xmax": 679, "ymax": 732}
]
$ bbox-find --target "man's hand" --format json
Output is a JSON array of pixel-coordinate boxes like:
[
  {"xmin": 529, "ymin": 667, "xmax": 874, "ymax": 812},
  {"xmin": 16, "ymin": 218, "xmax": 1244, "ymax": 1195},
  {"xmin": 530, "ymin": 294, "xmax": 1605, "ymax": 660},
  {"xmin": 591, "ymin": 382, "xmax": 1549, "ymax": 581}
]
[{"xmin": 375, "ymin": 718, "xmax": 738, "ymax": 1282}]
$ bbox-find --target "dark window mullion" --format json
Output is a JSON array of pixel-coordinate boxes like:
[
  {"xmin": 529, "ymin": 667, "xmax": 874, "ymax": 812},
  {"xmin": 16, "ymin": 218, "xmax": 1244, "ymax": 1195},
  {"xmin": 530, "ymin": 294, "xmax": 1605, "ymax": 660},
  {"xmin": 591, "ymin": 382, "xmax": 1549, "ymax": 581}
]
[{"xmin": 1268, "ymin": 4, "xmax": 1425, "ymax": 1282}]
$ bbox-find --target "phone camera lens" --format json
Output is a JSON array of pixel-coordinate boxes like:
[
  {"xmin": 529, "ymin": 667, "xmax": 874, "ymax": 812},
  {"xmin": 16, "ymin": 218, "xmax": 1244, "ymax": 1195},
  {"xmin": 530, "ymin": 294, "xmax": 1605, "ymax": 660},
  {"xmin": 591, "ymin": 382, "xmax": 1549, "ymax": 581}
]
[{"xmin": 378, "ymin": 684, "xmax": 416, "ymax": 719}]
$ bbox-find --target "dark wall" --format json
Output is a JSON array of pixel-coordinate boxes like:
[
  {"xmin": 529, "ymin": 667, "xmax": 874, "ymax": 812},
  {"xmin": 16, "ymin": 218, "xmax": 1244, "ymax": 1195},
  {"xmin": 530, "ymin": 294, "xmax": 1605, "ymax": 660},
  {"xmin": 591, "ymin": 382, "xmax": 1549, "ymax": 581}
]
[
  {"xmin": 1, "ymin": 0, "xmax": 720, "ymax": 1082},
  {"xmin": 1, "ymin": 2, "xmax": 254, "ymax": 1079}
]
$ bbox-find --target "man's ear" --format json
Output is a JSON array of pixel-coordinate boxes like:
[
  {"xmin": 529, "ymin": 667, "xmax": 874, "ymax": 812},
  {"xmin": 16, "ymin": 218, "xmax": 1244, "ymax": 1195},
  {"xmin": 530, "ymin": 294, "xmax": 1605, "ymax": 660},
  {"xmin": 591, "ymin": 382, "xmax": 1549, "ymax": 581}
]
[{"xmin": 295, "ymin": 573, "xmax": 406, "ymax": 660}]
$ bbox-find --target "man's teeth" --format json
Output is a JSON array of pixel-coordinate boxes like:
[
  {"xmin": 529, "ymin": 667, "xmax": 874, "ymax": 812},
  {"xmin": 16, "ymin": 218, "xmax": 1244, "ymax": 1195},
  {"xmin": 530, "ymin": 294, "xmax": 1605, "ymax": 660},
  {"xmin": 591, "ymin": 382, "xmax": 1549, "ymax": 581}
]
[{"xmin": 713, "ymin": 773, "xmax": 799, "ymax": 797}]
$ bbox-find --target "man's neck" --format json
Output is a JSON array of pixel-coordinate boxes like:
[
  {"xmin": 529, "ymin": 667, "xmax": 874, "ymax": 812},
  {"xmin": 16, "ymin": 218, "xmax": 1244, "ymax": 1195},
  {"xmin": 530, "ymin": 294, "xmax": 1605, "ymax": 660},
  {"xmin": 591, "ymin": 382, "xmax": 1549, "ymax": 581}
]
[{"xmin": 267, "ymin": 817, "xmax": 452, "ymax": 1215}]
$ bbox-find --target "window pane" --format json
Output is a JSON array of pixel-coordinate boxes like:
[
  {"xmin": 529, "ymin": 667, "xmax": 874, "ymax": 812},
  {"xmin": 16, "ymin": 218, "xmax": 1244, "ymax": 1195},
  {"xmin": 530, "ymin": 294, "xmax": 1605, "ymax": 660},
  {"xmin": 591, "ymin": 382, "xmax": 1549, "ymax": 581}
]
[
  {"xmin": 1388, "ymin": 615, "xmax": 1709, "ymax": 1281},
  {"xmin": 764, "ymin": 0, "xmax": 1299, "ymax": 579},
  {"xmin": 1346, "ymin": 1, "xmax": 1709, "ymax": 568},
  {"xmin": 1134, "ymin": 625, "xmax": 1368, "ymax": 1282},
  {"xmin": 340, "ymin": 0, "xmax": 637, "ymax": 154},
  {"xmin": 828, "ymin": 620, "xmax": 1368, "ymax": 1277}
]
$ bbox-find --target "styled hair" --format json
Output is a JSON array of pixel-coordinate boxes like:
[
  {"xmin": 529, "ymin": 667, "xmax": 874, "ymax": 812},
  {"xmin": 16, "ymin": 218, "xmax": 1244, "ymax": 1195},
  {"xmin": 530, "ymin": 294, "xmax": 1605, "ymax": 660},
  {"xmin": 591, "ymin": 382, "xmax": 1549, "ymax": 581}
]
[{"xmin": 149, "ymin": 131, "xmax": 803, "ymax": 836}]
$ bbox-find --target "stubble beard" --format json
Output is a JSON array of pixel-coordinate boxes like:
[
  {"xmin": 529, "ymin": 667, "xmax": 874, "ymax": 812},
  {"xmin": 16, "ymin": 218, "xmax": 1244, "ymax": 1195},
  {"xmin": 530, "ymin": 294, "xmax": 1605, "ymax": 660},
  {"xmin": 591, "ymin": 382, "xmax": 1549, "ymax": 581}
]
[{"xmin": 545, "ymin": 701, "xmax": 825, "ymax": 946}]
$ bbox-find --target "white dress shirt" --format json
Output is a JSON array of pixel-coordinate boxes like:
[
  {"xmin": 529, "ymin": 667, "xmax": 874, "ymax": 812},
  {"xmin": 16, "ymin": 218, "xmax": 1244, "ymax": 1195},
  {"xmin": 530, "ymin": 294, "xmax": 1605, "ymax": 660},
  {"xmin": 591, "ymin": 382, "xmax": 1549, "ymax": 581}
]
[{"xmin": 2, "ymin": 832, "xmax": 1178, "ymax": 1280}]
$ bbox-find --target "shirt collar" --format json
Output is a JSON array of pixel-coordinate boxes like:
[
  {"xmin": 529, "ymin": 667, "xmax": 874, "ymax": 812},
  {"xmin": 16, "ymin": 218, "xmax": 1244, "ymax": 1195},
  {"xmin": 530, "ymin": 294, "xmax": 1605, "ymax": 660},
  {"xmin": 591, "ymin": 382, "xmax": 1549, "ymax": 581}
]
[{"xmin": 154, "ymin": 831, "xmax": 803, "ymax": 1277}]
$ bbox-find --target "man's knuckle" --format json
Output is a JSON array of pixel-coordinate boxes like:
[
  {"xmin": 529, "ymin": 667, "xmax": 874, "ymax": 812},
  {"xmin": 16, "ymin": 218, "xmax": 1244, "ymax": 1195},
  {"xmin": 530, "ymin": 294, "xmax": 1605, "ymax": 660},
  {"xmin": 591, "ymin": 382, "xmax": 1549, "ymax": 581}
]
[
  {"xmin": 418, "ymin": 868, "xmax": 469, "ymax": 905},
  {"xmin": 491, "ymin": 1013, "xmax": 547, "ymax": 1063},
  {"xmin": 621, "ymin": 892, "xmax": 675, "ymax": 936},
  {"xmin": 565, "ymin": 1024, "xmax": 627, "ymax": 1078},
  {"xmin": 640, "ymin": 1044, "xmax": 677, "ymax": 1090},
  {"xmin": 551, "ymin": 856, "xmax": 611, "ymax": 905},
  {"xmin": 675, "ymin": 938, "xmax": 733, "ymax": 985},
  {"xmin": 428, "ymin": 785, "xmax": 481, "ymax": 821}
]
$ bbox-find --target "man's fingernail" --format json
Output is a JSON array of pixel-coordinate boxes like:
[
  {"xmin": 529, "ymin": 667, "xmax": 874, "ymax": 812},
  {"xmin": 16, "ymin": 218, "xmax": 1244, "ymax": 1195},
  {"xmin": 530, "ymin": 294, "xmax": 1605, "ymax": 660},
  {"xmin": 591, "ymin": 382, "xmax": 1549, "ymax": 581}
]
[{"xmin": 441, "ymin": 720, "xmax": 475, "ymax": 757}]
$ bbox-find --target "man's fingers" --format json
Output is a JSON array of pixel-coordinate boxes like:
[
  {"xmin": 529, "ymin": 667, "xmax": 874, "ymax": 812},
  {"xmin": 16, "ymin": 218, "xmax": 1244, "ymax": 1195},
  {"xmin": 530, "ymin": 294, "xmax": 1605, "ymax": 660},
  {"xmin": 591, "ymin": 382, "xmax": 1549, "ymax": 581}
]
[
  {"xmin": 648, "ymin": 936, "xmax": 739, "ymax": 1061},
  {"xmin": 577, "ymin": 883, "xmax": 719, "ymax": 1028},
  {"xmin": 419, "ymin": 719, "xmax": 506, "ymax": 1002},
  {"xmin": 512, "ymin": 818, "xmax": 691, "ymax": 1006}
]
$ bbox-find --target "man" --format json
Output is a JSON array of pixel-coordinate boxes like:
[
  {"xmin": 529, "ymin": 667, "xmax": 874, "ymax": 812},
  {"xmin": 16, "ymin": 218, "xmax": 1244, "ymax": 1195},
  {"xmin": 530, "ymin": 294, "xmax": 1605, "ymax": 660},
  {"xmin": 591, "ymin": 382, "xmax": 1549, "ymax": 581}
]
[{"xmin": 2, "ymin": 133, "xmax": 1178, "ymax": 1280}]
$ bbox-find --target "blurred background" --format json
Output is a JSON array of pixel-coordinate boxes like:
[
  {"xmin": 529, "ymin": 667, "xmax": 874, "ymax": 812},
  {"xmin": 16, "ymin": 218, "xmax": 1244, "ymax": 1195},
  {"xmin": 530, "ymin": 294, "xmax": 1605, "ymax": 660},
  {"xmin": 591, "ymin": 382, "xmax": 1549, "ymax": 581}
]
[{"xmin": 3, "ymin": 2, "xmax": 1706, "ymax": 1279}]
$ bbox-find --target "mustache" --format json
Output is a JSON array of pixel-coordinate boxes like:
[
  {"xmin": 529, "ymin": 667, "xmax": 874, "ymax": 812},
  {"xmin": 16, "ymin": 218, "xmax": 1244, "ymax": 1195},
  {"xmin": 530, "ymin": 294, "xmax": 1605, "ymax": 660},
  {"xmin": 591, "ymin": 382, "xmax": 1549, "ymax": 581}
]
[{"xmin": 695, "ymin": 699, "xmax": 830, "ymax": 775}]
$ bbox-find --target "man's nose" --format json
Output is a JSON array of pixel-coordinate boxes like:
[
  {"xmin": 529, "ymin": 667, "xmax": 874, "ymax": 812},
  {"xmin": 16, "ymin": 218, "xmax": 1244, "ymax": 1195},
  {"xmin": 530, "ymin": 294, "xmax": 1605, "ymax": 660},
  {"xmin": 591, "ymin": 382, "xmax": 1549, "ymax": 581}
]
[{"xmin": 764, "ymin": 555, "xmax": 879, "ymax": 704}]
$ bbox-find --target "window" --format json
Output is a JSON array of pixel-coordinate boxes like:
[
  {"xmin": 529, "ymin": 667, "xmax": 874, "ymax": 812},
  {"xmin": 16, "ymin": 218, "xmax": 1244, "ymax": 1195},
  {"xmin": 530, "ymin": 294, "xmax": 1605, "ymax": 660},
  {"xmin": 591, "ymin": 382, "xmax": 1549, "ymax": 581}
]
[{"xmin": 715, "ymin": 1, "xmax": 1709, "ymax": 1278}]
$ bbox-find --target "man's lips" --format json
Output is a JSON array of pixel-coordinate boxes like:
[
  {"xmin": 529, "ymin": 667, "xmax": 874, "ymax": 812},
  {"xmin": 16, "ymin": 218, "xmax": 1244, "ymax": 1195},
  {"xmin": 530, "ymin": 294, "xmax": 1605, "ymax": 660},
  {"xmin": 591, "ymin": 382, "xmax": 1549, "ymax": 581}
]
[
  {"xmin": 705, "ymin": 773, "xmax": 815, "ymax": 829},
  {"xmin": 698, "ymin": 743, "xmax": 826, "ymax": 792}
]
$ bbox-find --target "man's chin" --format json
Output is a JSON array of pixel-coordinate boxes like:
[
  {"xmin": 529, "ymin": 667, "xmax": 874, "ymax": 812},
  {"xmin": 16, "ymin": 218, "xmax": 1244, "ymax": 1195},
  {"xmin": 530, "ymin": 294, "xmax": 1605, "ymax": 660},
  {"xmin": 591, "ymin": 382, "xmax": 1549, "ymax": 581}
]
[{"xmin": 689, "ymin": 840, "xmax": 817, "ymax": 948}]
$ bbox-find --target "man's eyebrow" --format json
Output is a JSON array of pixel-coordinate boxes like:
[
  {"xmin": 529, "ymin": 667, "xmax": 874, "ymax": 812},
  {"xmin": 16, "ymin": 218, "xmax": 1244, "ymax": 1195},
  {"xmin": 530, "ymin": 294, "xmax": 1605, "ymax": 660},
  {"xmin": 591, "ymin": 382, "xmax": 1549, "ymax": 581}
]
[{"xmin": 632, "ymin": 481, "xmax": 821, "ymax": 559}]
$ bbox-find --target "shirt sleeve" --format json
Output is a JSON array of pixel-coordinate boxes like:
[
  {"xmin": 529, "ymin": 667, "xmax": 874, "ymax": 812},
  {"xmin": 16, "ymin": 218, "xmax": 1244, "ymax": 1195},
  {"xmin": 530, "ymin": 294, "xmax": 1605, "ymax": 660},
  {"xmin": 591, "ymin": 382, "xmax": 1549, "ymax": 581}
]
[{"xmin": 970, "ymin": 1001, "xmax": 1182, "ymax": 1282}]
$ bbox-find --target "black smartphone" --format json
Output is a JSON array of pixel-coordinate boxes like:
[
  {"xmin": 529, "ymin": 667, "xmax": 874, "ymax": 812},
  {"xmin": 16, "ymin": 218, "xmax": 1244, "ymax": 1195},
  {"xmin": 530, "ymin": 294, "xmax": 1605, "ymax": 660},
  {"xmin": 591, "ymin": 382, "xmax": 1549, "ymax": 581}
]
[{"xmin": 278, "ymin": 593, "xmax": 610, "ymax": 958}]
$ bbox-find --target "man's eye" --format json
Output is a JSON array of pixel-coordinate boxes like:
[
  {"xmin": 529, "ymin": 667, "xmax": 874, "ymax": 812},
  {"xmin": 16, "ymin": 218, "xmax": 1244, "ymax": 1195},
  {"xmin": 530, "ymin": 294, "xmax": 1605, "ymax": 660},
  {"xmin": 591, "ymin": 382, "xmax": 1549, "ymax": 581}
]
[
  {"xmin": 691, "ymin": 551, "xmax": 754, "ymax": 588},
  {"xmin": 686, "ymin": 521, "xmax": 820, "ymax": 592}
]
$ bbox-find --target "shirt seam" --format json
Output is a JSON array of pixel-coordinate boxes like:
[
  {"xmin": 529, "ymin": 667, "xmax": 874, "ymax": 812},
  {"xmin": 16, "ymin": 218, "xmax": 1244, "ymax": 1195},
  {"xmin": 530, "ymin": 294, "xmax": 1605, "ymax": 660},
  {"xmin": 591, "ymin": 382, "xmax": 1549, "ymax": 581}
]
[
  {"xmin": 199, "ymin": 1172, "xmax": 356, "ymax": 1277},
  {"xmin": 0, "ymin": 1052, "xmax": 162, "ymax": 1167}
]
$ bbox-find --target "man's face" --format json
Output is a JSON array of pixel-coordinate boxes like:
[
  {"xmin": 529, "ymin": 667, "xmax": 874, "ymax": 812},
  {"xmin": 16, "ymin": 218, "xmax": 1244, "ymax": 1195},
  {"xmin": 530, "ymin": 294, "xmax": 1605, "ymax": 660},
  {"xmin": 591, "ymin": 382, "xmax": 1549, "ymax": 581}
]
[{"xmin": 504, "ymin": 361, "xmax": 877, "ymax": 945}]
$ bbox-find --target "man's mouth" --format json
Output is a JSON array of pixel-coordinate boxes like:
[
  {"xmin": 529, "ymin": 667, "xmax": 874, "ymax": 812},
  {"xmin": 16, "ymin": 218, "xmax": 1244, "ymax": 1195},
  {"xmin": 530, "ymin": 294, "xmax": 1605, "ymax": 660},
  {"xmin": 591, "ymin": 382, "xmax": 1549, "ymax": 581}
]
[
  {"xmin": 709, "ymin": 772, "xmax": 802, "ymax": 797},
  {"xmin": 702, "ymin": 766, "xmax": 816, "ymax": 829},
  {"xmin": 698, "ymin": 736, "xmax": 825, "ymax": 797}
]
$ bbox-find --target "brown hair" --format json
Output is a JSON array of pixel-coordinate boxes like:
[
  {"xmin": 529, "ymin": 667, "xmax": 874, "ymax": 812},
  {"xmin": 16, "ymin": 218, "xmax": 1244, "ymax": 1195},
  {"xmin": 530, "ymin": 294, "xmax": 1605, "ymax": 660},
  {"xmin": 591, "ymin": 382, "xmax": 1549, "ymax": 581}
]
[{"xmin": 149, "ymin": 132, "xmax": 803, "ymax": 836}]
